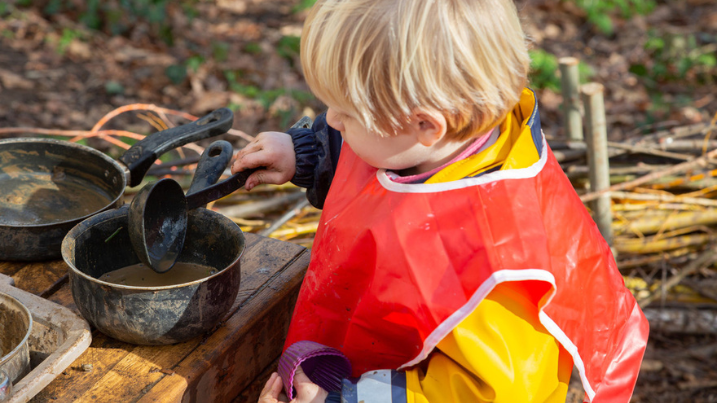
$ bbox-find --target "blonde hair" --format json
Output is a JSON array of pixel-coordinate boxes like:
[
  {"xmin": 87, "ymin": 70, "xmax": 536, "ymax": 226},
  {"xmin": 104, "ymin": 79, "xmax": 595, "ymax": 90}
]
[{"xmin": 300, "ymin": 0, "xmax": 530, "ymax": 141}]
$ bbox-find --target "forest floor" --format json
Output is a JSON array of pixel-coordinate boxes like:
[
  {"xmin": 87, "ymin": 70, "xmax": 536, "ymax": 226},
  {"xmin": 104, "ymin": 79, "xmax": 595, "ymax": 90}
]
[{"xmin": 1, "ymin": 0, "xmax": 717, "ymax": 401}]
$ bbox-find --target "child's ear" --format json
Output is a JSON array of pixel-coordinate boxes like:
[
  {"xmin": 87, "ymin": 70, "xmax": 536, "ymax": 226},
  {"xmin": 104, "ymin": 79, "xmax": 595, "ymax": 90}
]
[{"xmin": 413, "ymin": 110, "xmax": 447, "ymax": 147}]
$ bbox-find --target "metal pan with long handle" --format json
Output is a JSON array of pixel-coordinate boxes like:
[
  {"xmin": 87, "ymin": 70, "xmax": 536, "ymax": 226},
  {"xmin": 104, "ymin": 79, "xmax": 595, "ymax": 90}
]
[{"xmin": 0, "ymin": 108, "xmax": 234, "ymax": 261}]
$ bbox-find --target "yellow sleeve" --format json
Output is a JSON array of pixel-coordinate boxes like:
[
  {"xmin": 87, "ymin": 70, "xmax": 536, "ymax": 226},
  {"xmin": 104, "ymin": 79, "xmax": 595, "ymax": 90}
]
[{"xmin": 405, "ymin": 282, "xmax": 573, "ymax": 403}]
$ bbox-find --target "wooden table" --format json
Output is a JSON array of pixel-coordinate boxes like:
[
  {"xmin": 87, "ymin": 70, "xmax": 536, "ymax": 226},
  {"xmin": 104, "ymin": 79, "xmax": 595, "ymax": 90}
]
[{"xmin": 0, "ymin": 233, "xmax": 310, "ymax": 403}]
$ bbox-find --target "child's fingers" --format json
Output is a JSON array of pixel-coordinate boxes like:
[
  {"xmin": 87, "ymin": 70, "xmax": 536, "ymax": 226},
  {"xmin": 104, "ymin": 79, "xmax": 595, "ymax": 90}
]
[
  {"xmin": 244, "ymin": 170, "xmax": 287, "ymax": 190},
  {"xmin": 292, "ymin": 366, "xmax": 328, "ymax": 403},
  {"xmin": 258, "ymin": 372, "xmax": 283, "ymax": 403},
  {"xmin": 232, "ymin": 145, "xmax": 266, "ymax": 173}
]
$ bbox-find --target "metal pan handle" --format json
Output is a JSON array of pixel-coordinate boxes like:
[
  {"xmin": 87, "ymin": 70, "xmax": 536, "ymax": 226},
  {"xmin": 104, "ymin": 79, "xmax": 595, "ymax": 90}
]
[
  {"xmin": 184, "ymin": 116, "xmax": 313, "ymax": 210},
  {"xmin": 186, "ymin": 140, "xmax": 234, "ymax": 196},
  {"xmin": 119, "ymin": 108, "xmax": 234, "ymax": 187}
]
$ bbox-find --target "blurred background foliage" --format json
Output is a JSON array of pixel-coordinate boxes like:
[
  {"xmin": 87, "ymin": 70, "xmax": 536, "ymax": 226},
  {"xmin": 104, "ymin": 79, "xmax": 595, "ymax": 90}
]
[{"xmin": 0, "ymin": 0, "xmax": 715, "ymax": 138}]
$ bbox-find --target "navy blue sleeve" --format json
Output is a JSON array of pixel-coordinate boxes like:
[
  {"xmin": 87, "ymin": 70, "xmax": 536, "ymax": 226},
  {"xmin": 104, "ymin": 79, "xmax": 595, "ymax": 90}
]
[{"xmin": 289, "ymin": 112, "xmax": 342, "ymax": 209}]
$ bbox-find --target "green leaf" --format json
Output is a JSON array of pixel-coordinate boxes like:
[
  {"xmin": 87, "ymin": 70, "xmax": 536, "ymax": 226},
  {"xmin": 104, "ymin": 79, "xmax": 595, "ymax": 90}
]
[
  {"xmin": 697, "ymin": 54, "xmax": 717, "ymax": 68},
  {"xmin": 578, "ymin": 61, "xmax": 594, "ymax": 83},
  {"xmin": 43, "ymin": 0, "xmax": 63, "ymax": 15},
  {"xmin": 165, "ymin": 64, "xmax": 187, "ymax": 85},
  {"xmin": 244, "ymin": 42, "xmax": 262, "ymax": 55},
  {"xmin": 629, "ymin": 64, "xmax": 649, "ymax": 77},
  {"xmin": 677, "ymin": 57, "xmax": 693, "ymax": 78},
  {"xmin": 212, "ymin": 41, "xmax": 229, "ymax": 62},
  {"xmin": 644, "ymin": 36, "xmax": 664, "ymax": 52},
  {"xmin": 277, "ymin": 35, "xmax": 301, "ymax": 60},
  {"xmin": 589, "ymin": 12, "xmax": 613, "ymax": 35},
  {"xmin": 104, "ymin": 80, "xmax": 125, "ymax": 95},
  {"xmin": 186, "ymin": 55, "xmax": 205, "ymax": 72},
  {"xmin": 292, "ymin": 0, "xmax": 318, "ymax": 13}
]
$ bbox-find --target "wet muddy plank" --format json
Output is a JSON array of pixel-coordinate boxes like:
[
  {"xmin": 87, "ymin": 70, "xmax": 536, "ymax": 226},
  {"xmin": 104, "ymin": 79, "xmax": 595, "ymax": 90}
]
[
  {"xmin": 21, "ymin": 233, "xmax": 308, "ymax": 403},
  {"xmin": 29, "ymin": 335, "xmax": 132, "ymax": 402},
  {"xmin": 12, "ymin": 260, "xmax": 68, "ymax": 297},
  {"xmin": 0, "ymin": 261, "xmax": 29, "ymax": 277}
]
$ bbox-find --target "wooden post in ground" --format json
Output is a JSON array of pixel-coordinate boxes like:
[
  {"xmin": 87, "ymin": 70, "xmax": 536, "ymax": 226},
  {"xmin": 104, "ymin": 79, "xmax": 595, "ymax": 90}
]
[
  {"xmin": 559, "ymin": 57, "xmax": 584, "ymax": 141},
  {"xmin": 581, "ymin": 82, "xmax": 613, "ymax": 246}
]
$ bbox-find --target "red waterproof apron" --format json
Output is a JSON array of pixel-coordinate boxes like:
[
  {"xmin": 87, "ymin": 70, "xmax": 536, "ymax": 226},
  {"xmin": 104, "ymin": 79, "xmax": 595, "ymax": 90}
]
[{"xmin": 284, "ymin": 99, "xmax": 648, "ymax": 402}]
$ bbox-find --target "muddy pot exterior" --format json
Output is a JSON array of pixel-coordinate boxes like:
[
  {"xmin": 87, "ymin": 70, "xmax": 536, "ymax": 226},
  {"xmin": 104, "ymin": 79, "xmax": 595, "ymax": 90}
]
[
  {"xmin": 63, "ymin": 206, "xmax": 244, "ymax": 345},
  {"xmin": 0, "ymin": 292, "xmax": 32, "ymax": 384}
]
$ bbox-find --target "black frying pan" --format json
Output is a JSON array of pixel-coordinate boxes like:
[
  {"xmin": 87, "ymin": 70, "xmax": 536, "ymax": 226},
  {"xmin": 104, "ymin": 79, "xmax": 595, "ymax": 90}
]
[{"xmin": 0, "ymin": 108, "xmax": 234, "ymax": 261}]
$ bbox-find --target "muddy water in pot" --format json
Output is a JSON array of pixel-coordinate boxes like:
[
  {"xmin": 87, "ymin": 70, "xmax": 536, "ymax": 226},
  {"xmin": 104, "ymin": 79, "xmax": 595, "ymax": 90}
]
[
  {"xmin": 100, "ymin": 262, "xmax": 218, "ymax": 287},
  {"xmin": 0, "ymin": 169, "xmax": 113, "ymax": 225}
]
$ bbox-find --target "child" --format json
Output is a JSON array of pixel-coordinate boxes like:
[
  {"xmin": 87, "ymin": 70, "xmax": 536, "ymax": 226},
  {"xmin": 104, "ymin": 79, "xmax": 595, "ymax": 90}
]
[{"xmin": 234, "ymin": 0, "xmax": 649, "ymax": 401}]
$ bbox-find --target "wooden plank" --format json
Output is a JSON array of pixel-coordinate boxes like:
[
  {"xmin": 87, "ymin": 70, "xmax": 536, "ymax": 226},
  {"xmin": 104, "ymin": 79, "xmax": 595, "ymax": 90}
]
[
  {"xmin": 232, "ymin": 357, "xmax": 280, "ymax": 403},
  {"xmin": 12, "ymin": 260, "xmax": 68, "ymax": 296},
  {"xmin": 72, "ymin": 342, "xmax": 193, "ymax": 403},
  {"xmin": 46, "ymin": 283, "xmax": 79, "ymax": 316},
  {"xmin": 135, "ymin": 371, "xmax": 188, "ymax": 403},
  {"xmin": 222, "ymin": 234, "xmax": 306, "ymax": 318},
  {"xmin": 32, "ymin": 234, "xmax": 307, "ymax": 403},
  {"xmin": 175, "ymin": 249, "xmax": 309, "ymax": 403},
  {"xmin": 0, "ymin": 261, "xmax": 27, "ymax": 277},
  {"xmin": 30, "ymin": 334, "xmax": 130, "ymax": 402}
]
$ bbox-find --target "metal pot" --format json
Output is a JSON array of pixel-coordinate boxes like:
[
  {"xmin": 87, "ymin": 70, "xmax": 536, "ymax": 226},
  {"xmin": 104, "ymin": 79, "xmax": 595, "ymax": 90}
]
[
  {"xmin": 0, "ymin": 108, "xmax": 233, "ymax": 261},
  {"xmin": 61, "ymin": 206, "xmax": 244, "ymax": 345},
  {"xmin": 0, "ymin": 292, "xmax": 32, "ymax": 385}
]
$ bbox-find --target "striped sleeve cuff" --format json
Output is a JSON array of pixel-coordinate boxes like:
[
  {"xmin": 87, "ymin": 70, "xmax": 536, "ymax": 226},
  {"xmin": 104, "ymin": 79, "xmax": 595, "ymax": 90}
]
[{"xmin": 340, "ymin": 370, "xmax": 407, "ymax": 403}]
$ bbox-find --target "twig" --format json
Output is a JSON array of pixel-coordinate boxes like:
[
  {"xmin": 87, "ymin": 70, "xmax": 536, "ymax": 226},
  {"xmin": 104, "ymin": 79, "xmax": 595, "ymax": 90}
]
[
  {"xmin": 89, "ymin": 104, "xmax": 196, "ymax": 133},
  {"xmin": 638, "ymin": 249, "xmax": 717, "ymax": 308},
  {"xmin": 580, "ymin": 147, "xmax": 717, "ymax": 203},
  {"xmin": 259, "ymin": 198, "xmax": 310, "ymax": 237},
  {"xmin": 628, "ymin": 122, "xmax": 712, "ymax": 145},
  {"xmin": 215, "ymin": 192, "xmax": 305, "ymax": 218},
  {"xmin": 614, "ymin": 209, "xmax": 717, "ymax": 235},
  {"xmin": 607, "ymin": 141, "xmax": 694, "ymax": 161},
  {"xmin": 0, "ymin": 127, "xmax": 145, "ymax": 140},
  {"xmin": 610, "ymin": 191, "xmax": 717, "ymax": 207}
]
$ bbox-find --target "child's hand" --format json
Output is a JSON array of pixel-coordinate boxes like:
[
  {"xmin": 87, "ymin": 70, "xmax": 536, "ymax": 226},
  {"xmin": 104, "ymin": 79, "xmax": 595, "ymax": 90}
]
[
  {"xmin": 258, "ymin": 372, "xmax": 288, "ymax": 403},
  {"xmin": 292, "ymin": 365, "xmax": 329, "ymax": 403},
  {"xmin": 257, "ymin": 367, "xmax": 329, "ymax": 403},
  {"xmin": 232, "ymin": 132, "xmax": 296, "ymax": 190}
]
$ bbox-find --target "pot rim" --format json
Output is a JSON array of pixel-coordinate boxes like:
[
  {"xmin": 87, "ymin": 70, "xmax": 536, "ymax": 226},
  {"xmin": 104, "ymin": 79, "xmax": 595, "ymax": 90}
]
[
  {"xmin": 62, "ymin": 207, "xmax": 245, "ymax": 291},
  {"xmin": 0, "ymin": 292, "xmax": 33, "ymax": 367}
]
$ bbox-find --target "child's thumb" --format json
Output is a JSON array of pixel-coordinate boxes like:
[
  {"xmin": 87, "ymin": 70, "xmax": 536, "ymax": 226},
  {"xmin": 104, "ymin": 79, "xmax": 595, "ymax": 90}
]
[{"xmin": 293, "ymin": 365, "xmax": 312, "ymax": 385}]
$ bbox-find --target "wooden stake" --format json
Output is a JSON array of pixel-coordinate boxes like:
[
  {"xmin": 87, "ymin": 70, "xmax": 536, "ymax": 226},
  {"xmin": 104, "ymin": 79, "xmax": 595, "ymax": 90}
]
[
  {"xmin": 581, "ymin": 82, "xmax": 614, "ymax": 245},
  {"xmin": 559, "ymin": 57, "xmax": 583, "ymax": 141}
]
